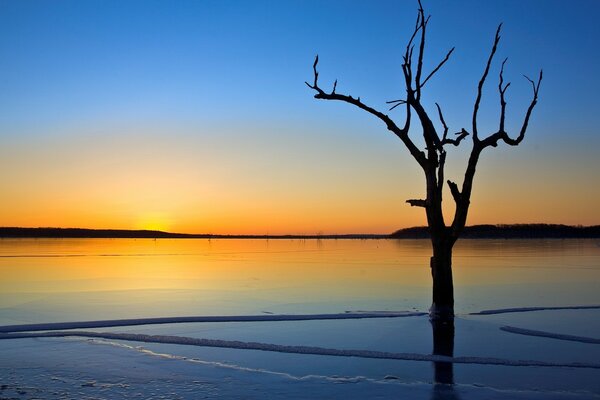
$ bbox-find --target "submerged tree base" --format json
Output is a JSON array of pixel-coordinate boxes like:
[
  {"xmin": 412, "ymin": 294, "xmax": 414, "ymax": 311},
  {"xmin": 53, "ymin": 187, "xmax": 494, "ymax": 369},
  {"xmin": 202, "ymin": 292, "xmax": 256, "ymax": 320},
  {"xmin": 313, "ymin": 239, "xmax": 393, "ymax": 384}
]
[{"xmin": 429, "ymin": 303, "xmax": 455, "ymax": 321}]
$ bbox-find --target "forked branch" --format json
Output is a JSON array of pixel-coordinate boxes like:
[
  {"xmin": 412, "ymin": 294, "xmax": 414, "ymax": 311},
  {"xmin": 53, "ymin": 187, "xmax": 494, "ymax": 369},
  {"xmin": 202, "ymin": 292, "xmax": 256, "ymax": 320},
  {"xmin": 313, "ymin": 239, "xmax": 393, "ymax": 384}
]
[
  {"xmin": 386, "ymin": 98, "xmax": 407, "ymax": 111},
  {"xmin": 498, "ymin": 58, "xmax": 511, "ymax": 134},
  {"xmin": 436, "ymin": 103, "xmax": 469, "ymax": 147},
  {"xmin": 306, "ymin": 56, "xmax": 427, "ymax": 167},
  {"xmin": 471, "ymin": 23, "xmax": 542, "ymax": 150},
  {"xmin": 452, "ymin": 29, "xmax": 542, "ymax": 237},
  {"xmin": 478, "ymin": 69, "xmax": 543, "ymax": 149}
]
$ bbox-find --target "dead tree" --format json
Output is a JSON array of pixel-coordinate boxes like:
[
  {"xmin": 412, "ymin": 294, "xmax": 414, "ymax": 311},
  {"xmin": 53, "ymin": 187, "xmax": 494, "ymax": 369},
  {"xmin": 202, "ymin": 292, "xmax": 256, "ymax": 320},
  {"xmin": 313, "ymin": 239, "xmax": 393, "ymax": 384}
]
[{"xmin": 306, "ymin": 2, "xmax": 542, "ymax": 320}]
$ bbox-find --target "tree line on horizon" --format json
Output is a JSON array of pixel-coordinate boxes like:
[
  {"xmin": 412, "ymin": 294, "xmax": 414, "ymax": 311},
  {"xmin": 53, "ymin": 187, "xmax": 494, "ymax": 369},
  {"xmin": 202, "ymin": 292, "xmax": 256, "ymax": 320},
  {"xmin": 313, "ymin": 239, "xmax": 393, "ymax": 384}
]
[
  {"xmin": 1, "ymin": 224, "xmax": 599, "ymax": 239},
  {"xmin": 391, "ymin": 224, "xmax": 600, "ymax": 239}
]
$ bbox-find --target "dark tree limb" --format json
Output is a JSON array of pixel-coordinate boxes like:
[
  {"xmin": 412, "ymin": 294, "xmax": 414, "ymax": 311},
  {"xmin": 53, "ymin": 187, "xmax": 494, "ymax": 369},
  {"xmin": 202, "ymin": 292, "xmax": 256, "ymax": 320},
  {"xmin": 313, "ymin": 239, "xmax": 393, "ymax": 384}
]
[
  {"xmin": 435, "ymin": 103, "xmax": 470, "ymax": 148},
  {"xmin": 396, "ymin": 2, "xmax": 444, "ymax": 161},
  {"xmin": 453, "ymin": 60, "xmax": 541, "ymax": 237},
  {"xmin": 447, "ymin": 180, "xmax": 461, "ymax": 203},
  {"xmin": 437, "ymin": 150, "xmax": 446, "ymax": 193},
  {"xmin": 306, "ymin": 56, "xmax": 427, "ymax": 167},
  {"xmin": 306, "ymin": 55, "xmax": 320, "ymax": 90},
  {"xmin": 414, "ymin": 0, "xmax": 430, "ymax": 100},
  {"xmin": 497, "ymin": 58, "xmax": 510, "ymax": 134},
  {"xmin": 436, "ymin": 103, "xmax": 449, "ymax": 143},
  {"xmin": 510, "ymin": 70, "xmax": 543, "ymax": 144},
  {"xmin": 421, "ymin": 47, "xmax": 455, "ymax": 89},
  {"xmin": 441, "ymin": 129, "xmax": 469, "ymax": 147},
  {"xmin": 407, "ymin": 199, "xmax": 428, "ymax": 208},
  {"xmin": 452, "ymin": 25, "xmax": 542, "ymax": 239},
  {"xmin": 473, "ymin": 23, "xmax": 502, "ymax": 141},
  {"xmin": 411, "ymin": 101, "xmax": 441, "ymax": 155},
  {"xmin": 386, "ymin": 98, "xmax": 407, "ymax": 111},
  {"xmin": 402, "ymin": 11, "xmax": 423, "ymax": 93},
  {"xmin": 477, "ymin": 69, "xmax": 542, "ymax": 149}
]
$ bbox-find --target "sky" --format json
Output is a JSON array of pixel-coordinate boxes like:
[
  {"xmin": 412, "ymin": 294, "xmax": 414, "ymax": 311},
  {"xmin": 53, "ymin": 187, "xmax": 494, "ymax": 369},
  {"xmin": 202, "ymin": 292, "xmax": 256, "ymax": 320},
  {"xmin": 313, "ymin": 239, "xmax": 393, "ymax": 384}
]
[{"xmin": 1, "ymin": 0, "xmax": 599, "ymax": 234}]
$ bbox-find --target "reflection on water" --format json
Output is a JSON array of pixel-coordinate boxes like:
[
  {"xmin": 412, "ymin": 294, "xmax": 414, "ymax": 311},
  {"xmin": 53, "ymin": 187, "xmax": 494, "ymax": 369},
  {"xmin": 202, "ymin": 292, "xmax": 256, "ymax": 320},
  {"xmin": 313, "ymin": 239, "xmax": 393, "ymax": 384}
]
[
  {"xmin": 432, "ymin": 319, "xmax": 455, "ymax": 384},
  {"xmin": 0, "ymin": 238, "xmax": 599, "ymax": 324},
  {"xmin": 1, "ymin": 239, "xmax": 599, "ymax": 399},
  {"xmin": 431, "ymin": 319, "xmax": 460, "ymax": 400}
]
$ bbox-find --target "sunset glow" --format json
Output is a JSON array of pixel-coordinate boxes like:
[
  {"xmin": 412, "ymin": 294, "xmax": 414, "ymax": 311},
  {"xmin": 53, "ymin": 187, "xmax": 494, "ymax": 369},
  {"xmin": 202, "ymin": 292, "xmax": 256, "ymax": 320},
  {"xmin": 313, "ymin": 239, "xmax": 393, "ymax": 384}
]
[{"xmin": 1, "ymin": 1, "xmax": 599, "ymax": 234}]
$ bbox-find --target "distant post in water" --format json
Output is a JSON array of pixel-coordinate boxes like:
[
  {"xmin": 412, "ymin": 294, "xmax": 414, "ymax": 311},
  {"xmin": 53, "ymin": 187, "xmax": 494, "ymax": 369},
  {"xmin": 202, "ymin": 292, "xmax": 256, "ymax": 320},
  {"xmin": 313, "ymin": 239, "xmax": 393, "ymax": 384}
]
[{"xmin": 306, "ymin": 1, "xmax": 541, "ymax": 320}]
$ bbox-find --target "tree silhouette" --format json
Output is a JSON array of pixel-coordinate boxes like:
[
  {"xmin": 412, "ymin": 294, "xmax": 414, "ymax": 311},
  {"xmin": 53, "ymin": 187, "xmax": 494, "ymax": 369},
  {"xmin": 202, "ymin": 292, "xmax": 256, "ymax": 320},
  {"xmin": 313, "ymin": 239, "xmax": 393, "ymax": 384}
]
[{"xmin": 306, "ymin": 2, "xmax": 542, "ymax": 320}]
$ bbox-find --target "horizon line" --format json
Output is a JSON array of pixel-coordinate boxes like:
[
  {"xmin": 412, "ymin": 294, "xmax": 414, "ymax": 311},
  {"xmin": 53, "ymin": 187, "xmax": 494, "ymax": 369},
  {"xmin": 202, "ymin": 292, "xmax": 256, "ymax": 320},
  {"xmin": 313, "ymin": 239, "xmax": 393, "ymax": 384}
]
[{"xmin": 1, "ymin": 224, "xmax": 599, "ymax": 240}]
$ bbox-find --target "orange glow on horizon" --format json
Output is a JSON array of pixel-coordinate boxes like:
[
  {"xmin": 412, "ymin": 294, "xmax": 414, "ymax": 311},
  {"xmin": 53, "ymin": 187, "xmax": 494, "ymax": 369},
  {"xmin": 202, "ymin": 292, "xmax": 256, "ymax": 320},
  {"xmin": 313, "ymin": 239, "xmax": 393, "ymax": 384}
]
[{"xmin": 1, "ymin": 126, "xmax": 599, "ymax": 235}]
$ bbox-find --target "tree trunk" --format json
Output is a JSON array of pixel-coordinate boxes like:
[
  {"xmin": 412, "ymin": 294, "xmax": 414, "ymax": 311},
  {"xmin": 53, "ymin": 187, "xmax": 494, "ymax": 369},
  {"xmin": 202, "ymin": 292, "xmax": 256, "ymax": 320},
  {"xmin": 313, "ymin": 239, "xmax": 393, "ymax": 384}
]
[{"xmin": 429, "ymin": 240, "xmax": 454, "ymax": 320}]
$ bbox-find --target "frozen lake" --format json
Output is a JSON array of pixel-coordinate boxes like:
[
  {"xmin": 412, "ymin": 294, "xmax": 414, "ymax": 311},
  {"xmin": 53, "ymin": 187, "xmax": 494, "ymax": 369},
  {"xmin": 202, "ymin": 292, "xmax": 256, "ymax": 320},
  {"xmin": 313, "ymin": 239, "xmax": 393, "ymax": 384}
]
[{"xmin": 1, "ymin": 238, "xmax": 599, "ymax": 399}]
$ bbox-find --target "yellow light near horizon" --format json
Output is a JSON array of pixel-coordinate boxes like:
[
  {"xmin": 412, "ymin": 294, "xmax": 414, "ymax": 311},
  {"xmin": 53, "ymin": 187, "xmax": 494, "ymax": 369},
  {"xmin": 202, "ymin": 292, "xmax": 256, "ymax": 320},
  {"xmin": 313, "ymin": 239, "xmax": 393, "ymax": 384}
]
[
  {"xmin": 1, "ymin": 124, "xmax": 600, "ymax": 234},
  {"xmin": 136, "ymin": 213, "xmax": 171, "ymax": 232}
]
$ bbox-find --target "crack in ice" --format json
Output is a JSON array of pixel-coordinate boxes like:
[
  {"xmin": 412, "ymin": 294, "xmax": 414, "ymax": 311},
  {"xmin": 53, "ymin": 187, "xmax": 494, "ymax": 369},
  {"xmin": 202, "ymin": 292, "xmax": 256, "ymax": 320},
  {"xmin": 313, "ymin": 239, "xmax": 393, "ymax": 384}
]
[
  {"xmin": 471, "ymin": 305, "xmax": 600, "ymax": 315},
  {"xmin": 501, "ymin": 326, "xmax": 600, "ymax": 344},
  {"xmin": 1, "ymin": 330, "xmax": 599, "ymax": 370},
  {"xmin": 0, "ymin": 311, "xmax": 426, "ymax": 333}
]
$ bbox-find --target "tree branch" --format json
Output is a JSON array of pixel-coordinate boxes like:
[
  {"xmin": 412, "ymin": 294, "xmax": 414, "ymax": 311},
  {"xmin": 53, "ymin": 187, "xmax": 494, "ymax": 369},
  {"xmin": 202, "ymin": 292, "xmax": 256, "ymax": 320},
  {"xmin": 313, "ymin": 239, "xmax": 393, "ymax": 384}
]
[
  {"xmin": 407, "ymin": 199, "xmax": 428, "ymax": 208},
  {"xmin": 402, "ymin": 11, "xmax": 423, "ymax": 94},
  {"xmin": 441, "ymin": 129, "xmax": 470, "ymax": 147},
  {"xmin": 435, "ymin": 103, "xmax": 469, "ymax": 148},
  {"xmin": 410, "ymin": 101, "xmax": 441, "ymax": 156},
  {"xmin": 478, "ymin": 69, "xmax": 542, "ymax": 149},
  {"xmin": 498, "ymin": 57, "xmax": 510, "ymax": 134},
  {"xmin": 414, "ymin": 0, "xmax": 430, "ymax": 101},
  {"xmin": 398, "ymin": 2, "xmax": 443, "ymax": 161},
  {"xmin": 437, "ymin": 150, "xmax": 446, "ymax": 193},
  {"xmin": 421, "ymin": 47, "xmax": 455, "ymax": 88},
  {"xmin": 305, "ymin": 55, "xmax": 320, "ymax": 91},
  {"xmin": 386, "ymin": 98, "xmax": 407, "ymax": 111},
  {"xmin": 508, "ymin": 70, "xmax": 543, "ymax": 145},
  {"xmin": 473, "ymin": 23, "xmax": 502, "ymax": 141},
  {"xmin": 306, "ymin": 55, "xmax": 426, "ymax": 167},
  {"xmin": 447, "ymin": 180, "xmax": 461, "ymax": 203},
  {"xmin": 436, "ymin": 102, "xmax": 448, "ymax": 142}
]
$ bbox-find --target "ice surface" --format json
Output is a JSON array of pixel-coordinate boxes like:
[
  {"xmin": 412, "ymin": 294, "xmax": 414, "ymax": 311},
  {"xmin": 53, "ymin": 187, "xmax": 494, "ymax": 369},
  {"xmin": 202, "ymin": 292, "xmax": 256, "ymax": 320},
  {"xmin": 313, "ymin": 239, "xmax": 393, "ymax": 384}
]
[
  {"xmin": 2, "ymin": 329, "xmax": 599, "ymax": 369},
  {"xmin": 1, "ymin": 239, "xmax": 599, "ymax": 398},
  {"xmin": 1, "ymin": 336, "xmax": 598, "ymax": 400}
]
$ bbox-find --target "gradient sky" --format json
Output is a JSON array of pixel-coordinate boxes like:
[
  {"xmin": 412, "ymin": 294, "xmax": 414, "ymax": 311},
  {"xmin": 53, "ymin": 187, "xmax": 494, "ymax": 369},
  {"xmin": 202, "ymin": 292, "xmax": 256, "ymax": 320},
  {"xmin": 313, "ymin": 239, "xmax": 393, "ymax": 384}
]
[{"xmin": 1, "ymin": 0, "xmax": 599, "ymax": 234}]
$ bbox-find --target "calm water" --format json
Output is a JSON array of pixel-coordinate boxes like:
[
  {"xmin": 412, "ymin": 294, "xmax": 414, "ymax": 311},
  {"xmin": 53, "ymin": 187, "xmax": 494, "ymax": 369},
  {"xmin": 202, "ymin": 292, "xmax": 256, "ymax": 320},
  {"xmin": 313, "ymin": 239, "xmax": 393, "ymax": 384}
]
[
  {"xmin": 1, "ymin": 238, "xmax": 599, "ymax": 399},
  {"xmin": 0, "ymin": 238, "xmax": 599, "ymax": 323}
]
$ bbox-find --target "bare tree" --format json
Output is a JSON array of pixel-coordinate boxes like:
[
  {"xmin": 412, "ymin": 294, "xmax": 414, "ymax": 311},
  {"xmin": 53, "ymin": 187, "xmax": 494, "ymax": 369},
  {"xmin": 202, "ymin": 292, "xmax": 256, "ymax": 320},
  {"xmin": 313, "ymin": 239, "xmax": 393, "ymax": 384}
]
[{"xmin": 306, "ymin": 2, "xmax": 542, "ymax": 320}]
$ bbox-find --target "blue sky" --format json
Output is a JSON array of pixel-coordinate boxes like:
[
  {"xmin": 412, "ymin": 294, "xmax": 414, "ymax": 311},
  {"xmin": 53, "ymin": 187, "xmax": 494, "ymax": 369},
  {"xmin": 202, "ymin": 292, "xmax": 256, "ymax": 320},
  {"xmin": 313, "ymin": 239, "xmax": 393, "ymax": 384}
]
[
  {"xmin": 1, "ymin": 0, "xmax": 599, "ymax": 233},
  {"xmin": 2, "ymin": 0, "xmax": 598, "ymax": 131}
]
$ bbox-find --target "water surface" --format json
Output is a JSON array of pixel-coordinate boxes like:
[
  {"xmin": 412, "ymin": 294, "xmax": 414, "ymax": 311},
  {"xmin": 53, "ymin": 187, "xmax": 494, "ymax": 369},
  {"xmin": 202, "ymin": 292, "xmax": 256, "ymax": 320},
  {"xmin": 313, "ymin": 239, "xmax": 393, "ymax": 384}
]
[
  {"xmin": 1, "ymin": 238, "xmax": 599, "ymax": 399},
  {"xmin": 1, "ymin": 238, "xmax": 598, "ymax": 323}
]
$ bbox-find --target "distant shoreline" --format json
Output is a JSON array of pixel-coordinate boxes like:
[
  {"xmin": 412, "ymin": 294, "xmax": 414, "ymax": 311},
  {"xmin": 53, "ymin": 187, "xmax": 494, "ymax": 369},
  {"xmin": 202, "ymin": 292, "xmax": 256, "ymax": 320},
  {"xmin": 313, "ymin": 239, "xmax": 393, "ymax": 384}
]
[
  {"xmin": 0, "ymin": 227, "xmax": 385, "ymax": 240},
  {"xmin": 391, "ymin": 224, "xmax": 600, "ymax": 239},
  {"xmin": 1, "ymin": 224, "xmax": 599, "ymax": 239}
]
